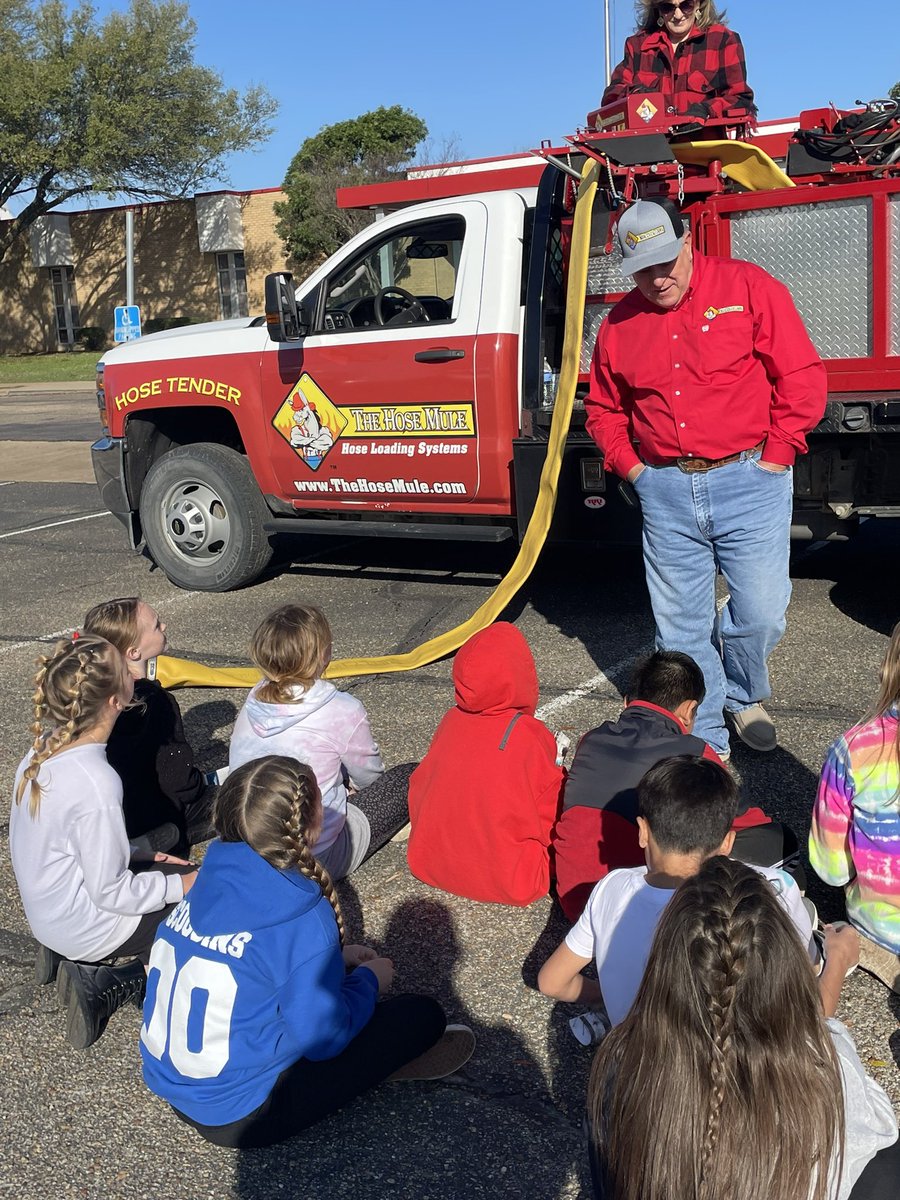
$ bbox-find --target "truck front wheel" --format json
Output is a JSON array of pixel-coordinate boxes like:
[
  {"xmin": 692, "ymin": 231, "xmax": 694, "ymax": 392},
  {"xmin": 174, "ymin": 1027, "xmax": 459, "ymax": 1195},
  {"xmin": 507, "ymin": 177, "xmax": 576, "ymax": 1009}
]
[{"xmin": 140, "ymin": 443, "xmax": 273, "ymax": 591}]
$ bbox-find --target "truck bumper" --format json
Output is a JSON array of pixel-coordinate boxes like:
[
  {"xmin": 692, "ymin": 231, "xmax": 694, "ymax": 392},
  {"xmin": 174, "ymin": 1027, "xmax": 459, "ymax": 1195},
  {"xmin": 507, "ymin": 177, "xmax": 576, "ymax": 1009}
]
[{"xmin": 91, "ymin": 436, "xmax": 141, "ymax": 549}]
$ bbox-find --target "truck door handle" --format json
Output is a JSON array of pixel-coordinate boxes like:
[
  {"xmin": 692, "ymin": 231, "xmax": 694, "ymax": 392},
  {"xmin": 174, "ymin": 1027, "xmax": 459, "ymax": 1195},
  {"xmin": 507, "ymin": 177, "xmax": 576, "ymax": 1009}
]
[{"xmin": 414, "ymin": 348, "xmax": 466, "ymax": 363}]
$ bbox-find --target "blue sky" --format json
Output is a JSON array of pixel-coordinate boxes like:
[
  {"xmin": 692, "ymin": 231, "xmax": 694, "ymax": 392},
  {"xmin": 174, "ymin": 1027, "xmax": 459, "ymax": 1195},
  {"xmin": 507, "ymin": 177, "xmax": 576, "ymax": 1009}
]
[{"xmin": 24, "ymin": 1, "xmax": 900, "ymax": 201}]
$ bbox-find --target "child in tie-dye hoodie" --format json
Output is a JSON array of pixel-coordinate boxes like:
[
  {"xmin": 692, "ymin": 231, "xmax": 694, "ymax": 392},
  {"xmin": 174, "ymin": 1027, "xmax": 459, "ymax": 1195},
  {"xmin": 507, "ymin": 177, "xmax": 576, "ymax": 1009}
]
[{"xmin": 810, "ymin": 622, "xmax": 900, "ymax": 993}]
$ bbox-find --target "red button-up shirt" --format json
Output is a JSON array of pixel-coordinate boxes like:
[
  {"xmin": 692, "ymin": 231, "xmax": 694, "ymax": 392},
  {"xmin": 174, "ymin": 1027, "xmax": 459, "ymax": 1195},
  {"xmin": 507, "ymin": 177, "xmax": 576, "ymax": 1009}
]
[
  {"xmin": 601, "ymin": 23, "xmax": 756, "ymax": 122},
  {"xmin": 585, "ymin": 252, "xmax": 827, "ymax": 480}
]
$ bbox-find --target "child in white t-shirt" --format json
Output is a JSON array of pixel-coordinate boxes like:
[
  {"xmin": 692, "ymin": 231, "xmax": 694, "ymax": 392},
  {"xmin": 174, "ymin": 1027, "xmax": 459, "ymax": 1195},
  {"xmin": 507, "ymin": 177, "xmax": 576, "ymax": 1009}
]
[{"xmin": 538, "ymin": 755, "xmax": 815, "ymax": 1026}]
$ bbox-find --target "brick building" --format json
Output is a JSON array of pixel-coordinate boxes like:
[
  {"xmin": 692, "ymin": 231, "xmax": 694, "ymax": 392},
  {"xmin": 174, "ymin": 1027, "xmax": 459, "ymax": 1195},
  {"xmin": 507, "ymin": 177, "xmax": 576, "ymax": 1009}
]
[{"xmin": 0, "ymin": 189, "xmax": 288, "ymax": 355}]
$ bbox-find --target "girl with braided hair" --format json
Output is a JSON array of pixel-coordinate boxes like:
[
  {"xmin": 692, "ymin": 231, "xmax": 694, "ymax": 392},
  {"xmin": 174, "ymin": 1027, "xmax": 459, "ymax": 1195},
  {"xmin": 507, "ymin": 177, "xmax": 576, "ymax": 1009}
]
[
  {"xmin": 10, "ymin": 634, "xmax": 196, "ymax": 1049},
  {"xmin": 140, "ymin": 755, "xmax": 474, "ymax": 1147},
  {"xmin": 586, "ymin": 856, "xmax": 899, "ymax": 1200},
  {"xmin": 230, "ymin": 603, "xmax": 407, "ymax": 880}
]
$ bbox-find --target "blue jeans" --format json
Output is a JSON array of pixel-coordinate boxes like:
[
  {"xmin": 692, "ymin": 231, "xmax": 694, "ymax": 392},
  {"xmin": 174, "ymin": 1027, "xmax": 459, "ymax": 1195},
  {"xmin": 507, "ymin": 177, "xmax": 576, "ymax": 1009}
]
[{"xmin": 632, "ymin": 451, "xmax": 793, "ymax": 756}]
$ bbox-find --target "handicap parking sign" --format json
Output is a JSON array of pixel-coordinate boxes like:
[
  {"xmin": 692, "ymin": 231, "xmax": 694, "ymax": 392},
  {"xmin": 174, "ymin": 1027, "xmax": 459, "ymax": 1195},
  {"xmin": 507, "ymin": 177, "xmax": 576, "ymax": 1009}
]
[{"xmin": 114, "ymin": 305, "xmax": 142, "ymax": 343}]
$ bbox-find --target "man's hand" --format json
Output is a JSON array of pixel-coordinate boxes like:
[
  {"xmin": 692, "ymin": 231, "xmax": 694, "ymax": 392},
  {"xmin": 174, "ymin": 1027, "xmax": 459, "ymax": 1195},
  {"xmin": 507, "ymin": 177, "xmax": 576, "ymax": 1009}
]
[
  {"xmin": 756, "ymin": 460, "xmax": 789, "ymax": 473},
  {"xmin": 626, "ymin": 464, "xmax": 646, "ymax": 484}
]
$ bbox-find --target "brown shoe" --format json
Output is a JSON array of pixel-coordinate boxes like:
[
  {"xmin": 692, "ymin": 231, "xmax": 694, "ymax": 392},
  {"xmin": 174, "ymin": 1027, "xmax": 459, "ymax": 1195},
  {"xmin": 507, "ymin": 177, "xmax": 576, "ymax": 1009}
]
[
  {"xmin": 857, "ymin": 935, "xmax": 900, "ymax": 994},
  {"xmin": 388, "ymin": 1024, "xmax": 475, "ymax": 1081}
]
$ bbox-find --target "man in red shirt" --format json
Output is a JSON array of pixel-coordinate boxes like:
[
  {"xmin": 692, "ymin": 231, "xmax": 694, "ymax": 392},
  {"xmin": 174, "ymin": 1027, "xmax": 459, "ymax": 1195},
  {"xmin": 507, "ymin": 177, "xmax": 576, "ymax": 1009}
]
[{"xmin": 585, "ymin": 199, "xmax": 826, "ymax": 759}]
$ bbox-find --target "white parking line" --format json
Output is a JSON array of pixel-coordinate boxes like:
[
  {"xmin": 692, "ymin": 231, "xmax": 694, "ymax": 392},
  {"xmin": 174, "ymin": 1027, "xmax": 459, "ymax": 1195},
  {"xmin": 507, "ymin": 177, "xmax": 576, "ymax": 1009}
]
[
  {"xmin": 535, "ymin": 595, "xmax": 731, "ymax": 723},
  {"xmin": 0, "ymin": 511, "xmax": 107, "ymax": 540},
  {"xmin": 536, "ymin": 645, "xmax": 652, "ymax": 722}
]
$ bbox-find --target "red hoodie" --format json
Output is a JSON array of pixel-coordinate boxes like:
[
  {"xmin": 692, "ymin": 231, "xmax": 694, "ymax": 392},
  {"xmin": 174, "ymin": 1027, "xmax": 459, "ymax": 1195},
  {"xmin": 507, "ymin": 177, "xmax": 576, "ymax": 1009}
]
[{"xmin": 407, "ymin": 623, "xmax": 564, "ymax": 906}]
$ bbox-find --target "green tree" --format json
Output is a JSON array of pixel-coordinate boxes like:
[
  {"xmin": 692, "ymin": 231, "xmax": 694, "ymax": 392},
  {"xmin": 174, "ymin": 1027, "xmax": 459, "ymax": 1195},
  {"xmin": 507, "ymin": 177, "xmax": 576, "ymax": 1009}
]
[
  {"xmin": 0, "ymin": 0, "xmax": 277, "ymax": 264},
  {"xmin": 275, "ymin": 105, "xmax": 428, "ymax": 272}
]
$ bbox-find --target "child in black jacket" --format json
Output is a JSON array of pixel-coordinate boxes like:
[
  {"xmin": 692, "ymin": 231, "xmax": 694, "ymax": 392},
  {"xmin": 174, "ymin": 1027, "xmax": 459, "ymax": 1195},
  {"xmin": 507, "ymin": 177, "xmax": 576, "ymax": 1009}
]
[{"xmin": 83, "ymin": 598, "xmax": 216, "ymax": 855}]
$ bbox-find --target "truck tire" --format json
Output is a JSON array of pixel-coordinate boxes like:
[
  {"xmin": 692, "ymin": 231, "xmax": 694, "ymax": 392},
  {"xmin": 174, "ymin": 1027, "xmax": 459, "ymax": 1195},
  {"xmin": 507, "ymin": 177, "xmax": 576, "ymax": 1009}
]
[{"xmin": 139, "ymin": 443, "xmax": 273, "ymax": 592}]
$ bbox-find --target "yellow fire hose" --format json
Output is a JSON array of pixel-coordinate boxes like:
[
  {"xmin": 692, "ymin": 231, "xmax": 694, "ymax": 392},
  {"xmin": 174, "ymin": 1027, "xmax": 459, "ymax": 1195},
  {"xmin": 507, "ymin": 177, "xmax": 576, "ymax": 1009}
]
[{"xmin": 156, "ymin": 159, "xmax": 599, "ymax": 689}]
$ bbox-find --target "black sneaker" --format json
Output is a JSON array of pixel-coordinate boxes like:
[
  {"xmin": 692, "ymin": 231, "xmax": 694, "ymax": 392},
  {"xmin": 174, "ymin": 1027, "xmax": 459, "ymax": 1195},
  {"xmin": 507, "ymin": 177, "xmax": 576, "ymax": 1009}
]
[
  {"xmin": 131, "ymin": 822, "xmax": 180, "ymax": 855},
  {"xmin": 58, "ymin": 959, "xmax": 147, "ymax": 1049},
  {"xmin": 34, "ymin": 943, "xmax": 64, "ymax": 986}
]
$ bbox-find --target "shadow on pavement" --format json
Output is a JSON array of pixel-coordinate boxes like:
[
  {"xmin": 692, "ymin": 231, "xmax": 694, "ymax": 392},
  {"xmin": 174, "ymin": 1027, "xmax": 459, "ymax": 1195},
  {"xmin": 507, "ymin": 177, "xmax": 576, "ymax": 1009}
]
[{"xmin": 233, "ymin": 896, "xmax": 586, "ymax": 1200}]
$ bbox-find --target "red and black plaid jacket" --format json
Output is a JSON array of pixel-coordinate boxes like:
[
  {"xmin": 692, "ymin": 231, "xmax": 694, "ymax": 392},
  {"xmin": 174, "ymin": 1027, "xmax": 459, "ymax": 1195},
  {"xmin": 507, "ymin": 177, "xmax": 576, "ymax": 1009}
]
[{"xmin": 601, "ymin": 23, "xmax": 756, "ymax": 122}]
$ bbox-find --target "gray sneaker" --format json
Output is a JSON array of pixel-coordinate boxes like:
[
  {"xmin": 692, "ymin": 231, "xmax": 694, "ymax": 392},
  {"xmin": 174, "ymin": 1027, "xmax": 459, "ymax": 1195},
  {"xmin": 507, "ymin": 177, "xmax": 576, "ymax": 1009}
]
[
  {"xmin": 388, "ymin": 1024, "xmax": 475, "ymax": 1081},
  {"xmin": 728, "ymin": 704, "xmax": 777, "ymax": 752}
]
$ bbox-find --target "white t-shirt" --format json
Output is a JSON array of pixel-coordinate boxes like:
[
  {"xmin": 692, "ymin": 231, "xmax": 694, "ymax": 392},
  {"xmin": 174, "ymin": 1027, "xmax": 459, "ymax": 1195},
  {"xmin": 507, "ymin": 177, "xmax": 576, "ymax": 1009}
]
[
  {"xmin": 10, "ymin": 744, "xmax": 185, "ymax": 961},
  {"xmin": 565, "ymin": 863, "xmax": 815, "ymax": 1027}
]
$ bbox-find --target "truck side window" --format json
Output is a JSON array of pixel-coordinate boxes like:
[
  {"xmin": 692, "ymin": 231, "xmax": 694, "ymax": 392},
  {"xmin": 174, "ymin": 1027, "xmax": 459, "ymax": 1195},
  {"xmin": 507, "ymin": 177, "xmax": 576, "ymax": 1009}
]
[{"xmin": 320, "ymin": 216, "xmax": 465, "ymax": 332}]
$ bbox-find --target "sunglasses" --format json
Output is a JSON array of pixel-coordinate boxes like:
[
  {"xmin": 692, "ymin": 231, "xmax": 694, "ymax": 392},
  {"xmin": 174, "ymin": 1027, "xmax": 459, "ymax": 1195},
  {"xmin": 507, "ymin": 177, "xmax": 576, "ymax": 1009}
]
[{"xmin": 657, "ymin": 1, "xmax": 698, "ymax": 15}]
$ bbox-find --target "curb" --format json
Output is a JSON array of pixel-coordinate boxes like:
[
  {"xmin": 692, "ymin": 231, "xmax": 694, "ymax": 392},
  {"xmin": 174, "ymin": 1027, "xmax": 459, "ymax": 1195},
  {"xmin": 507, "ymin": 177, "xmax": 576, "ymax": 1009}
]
[{"xmin": 0, "ymin": 381, "xmax": 97, "ymax": 396}]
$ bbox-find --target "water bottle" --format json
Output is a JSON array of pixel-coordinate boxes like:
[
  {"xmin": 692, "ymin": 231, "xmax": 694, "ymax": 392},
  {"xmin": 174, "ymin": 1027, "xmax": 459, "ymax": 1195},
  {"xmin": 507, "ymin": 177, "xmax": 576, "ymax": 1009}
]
[{"xmin": 542, "ymin": 358, "xmax": 558, "ymax": 408}]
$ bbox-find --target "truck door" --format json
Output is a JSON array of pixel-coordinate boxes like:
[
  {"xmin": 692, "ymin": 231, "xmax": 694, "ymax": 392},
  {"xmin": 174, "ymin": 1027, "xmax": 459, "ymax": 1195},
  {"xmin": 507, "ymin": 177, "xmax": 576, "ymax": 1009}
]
[{"xmin": 260, "ymin": 199, "xmax": 520, "ymax": 516}]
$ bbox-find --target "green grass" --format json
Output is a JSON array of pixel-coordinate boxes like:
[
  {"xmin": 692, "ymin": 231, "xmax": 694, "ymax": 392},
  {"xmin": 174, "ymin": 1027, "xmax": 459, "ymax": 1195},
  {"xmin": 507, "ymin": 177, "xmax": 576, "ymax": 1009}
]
[{"xmin": 0, "ymin": 352, "xmax": 100, "ymax": 384}]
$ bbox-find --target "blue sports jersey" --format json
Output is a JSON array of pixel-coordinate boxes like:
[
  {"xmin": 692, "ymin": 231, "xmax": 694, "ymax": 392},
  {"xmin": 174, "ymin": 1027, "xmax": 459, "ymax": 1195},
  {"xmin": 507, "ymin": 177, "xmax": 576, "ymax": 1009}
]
[{"xmin": 140, "ymin": 839, "xmax": 378, "ymax": 1126}]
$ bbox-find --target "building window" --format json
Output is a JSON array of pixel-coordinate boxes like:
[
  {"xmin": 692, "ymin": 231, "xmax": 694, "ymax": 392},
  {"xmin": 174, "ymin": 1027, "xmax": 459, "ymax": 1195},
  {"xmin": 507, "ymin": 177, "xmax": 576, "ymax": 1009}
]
[
  {"xmin": 216, "ymin": 251, "xmax": 248, "ymax": 319},
  {"xmin": 49, "ymin": 266, "xmax": 81, "ymax": 346}
]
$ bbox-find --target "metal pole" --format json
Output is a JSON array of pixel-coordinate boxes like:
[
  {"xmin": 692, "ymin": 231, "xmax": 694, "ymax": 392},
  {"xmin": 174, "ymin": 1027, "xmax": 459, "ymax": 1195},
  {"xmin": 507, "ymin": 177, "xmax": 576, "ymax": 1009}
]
[
  {"xmin": 604, "ymin": 0, "xmax": 612, "ymax": 87},
  {"xmin": 125, "ymin": 207, "xmax": 134, "ymax": 306}
]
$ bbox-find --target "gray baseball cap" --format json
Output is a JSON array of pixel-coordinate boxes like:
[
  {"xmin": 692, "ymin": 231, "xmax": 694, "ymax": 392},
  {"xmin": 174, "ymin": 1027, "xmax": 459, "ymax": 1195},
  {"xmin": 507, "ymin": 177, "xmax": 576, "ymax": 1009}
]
[{"xmin": 616, "ymin": 199, "xmax": 685, "ymax": 276}]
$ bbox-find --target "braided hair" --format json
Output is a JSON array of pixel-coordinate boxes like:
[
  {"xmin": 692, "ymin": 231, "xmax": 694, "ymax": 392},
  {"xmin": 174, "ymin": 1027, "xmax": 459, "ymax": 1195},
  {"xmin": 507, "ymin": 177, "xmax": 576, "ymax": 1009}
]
[
  {"xmin": 213, "ymin": 755, "xmax": 344, "ymax": 945},
  {"xmin": 588, "ymin": 856, "xmax": 845, "ymax": 1200},
  {"xmin": 15, "ymin": 634, "xmax": 125, "ymax": 818},
  {"xmin": 250, "ymin": 604, "xmax": 332, "ymax": 705}
]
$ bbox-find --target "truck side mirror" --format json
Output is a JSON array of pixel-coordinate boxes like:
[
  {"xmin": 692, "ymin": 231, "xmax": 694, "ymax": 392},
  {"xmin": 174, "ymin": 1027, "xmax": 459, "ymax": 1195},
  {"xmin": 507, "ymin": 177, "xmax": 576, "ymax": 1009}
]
[{"xmin": 264, "ymin": 272, "xmax": 309, "ymax": 341}]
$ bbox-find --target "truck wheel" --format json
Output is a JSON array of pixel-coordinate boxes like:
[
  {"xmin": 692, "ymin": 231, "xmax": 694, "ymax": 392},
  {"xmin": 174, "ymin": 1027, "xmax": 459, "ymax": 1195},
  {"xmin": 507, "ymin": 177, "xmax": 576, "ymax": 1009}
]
[{"xmin": 140, "ymin": 443, "xmax": 273, "ymax": 592}]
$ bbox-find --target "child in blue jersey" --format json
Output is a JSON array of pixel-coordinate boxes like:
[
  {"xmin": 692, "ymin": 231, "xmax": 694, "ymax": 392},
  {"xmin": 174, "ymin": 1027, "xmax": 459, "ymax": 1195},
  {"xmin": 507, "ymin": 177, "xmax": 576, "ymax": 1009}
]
[{"xmin": 140, "ymin": 755, "xmax": 474, "ymax": 1147}]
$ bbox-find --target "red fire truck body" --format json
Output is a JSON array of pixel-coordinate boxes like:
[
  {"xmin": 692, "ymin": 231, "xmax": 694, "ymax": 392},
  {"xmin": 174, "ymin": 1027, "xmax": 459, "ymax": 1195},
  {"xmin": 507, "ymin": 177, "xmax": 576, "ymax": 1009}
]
[{"xmin": 92, "ymin": 100, "xmax": 900, "ymax": 591}]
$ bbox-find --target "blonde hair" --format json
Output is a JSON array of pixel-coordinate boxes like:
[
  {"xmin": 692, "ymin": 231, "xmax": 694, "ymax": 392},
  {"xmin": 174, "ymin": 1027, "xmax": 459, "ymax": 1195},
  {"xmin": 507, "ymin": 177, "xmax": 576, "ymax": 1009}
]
[
  {"xmin": 213, "ymin": 755, "xmax": 344, "ymax": 944},
  {"xmin": 83, "ymin": 597, "xmax": 142, "ymax": 656},
  {"xmin": 856, "ymin": 619, "xmax": 900, "ymax": 797},
  {"xmin": 250, "ymin": 604, "xmax": 331, "ymax": 704},
  {"xmin": 16, "ymin": 634, "xmax": 125, "ymax": 818},
  {"xmin": 636, "ymin": 0, "xmax": 726, "ymax": 32}
]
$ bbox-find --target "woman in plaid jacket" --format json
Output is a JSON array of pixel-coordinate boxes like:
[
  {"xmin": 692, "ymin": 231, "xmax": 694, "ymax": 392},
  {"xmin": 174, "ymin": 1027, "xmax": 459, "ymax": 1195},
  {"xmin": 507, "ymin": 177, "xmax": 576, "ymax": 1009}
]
[{"xmin": 602, "ymin": 1, "xmax": 756, "ymax": 124}]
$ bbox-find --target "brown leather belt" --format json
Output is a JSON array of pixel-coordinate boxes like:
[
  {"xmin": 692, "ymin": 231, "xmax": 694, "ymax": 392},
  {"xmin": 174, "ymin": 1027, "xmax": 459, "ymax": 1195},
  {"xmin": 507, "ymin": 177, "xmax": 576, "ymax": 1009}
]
[{"xmin": 655, "ymin": 440, "xmax": 764, "ymax": 475}]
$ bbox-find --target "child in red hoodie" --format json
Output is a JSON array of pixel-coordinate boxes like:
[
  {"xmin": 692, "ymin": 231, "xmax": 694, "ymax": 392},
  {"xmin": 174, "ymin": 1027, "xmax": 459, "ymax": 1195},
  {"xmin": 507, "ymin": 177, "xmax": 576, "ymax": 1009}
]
[{"xmin": 407, "ymin": 623, "xmax": 564, "ymax": 906}]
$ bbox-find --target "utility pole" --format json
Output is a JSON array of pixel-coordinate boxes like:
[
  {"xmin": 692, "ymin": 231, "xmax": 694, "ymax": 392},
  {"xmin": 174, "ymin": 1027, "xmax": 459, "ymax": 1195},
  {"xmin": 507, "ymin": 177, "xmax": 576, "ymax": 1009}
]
[
  {"xmin": 125, "ymin": 207, "xmax": 135, "ymax": 307},
  {"xmin": 604, "ymin": 0, "xmax": 612, "ymax": 87}
]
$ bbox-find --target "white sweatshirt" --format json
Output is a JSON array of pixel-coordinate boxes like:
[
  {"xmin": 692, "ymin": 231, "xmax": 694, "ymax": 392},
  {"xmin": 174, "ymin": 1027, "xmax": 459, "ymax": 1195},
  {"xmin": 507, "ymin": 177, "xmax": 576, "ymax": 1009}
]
[
  {"xmin": 10, "ymin": 744, "xmax": 185, "ymax": 960},
  {"xmin": 229, "ymin": 680, "xmax": 384, "ymax": 854}
]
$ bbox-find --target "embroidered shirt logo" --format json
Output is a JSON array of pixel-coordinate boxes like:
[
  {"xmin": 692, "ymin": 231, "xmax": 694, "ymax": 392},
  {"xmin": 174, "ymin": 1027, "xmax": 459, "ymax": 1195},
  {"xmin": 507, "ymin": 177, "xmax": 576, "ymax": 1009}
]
[
  {"xmin": 625, "ymin": 224, "xmax": 665, "ymax": 248},
  {"xmin": 704, "ymin": 305, "xmax": 745, "ymax": 320}
]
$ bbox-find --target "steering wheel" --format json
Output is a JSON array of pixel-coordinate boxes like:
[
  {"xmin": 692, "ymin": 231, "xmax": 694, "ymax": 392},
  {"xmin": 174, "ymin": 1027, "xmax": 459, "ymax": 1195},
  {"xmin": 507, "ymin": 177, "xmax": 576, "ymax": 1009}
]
[{"xmin": 374, "ymin": 286, "xmax": 430, "ymax": 326}]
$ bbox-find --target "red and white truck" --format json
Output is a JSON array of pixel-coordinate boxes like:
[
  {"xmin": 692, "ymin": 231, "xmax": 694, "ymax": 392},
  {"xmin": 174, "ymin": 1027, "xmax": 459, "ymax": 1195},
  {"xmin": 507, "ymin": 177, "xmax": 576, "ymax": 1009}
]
[{"xmin": 92, "ymin": 99, "xmax": 900, "ymax": 590}]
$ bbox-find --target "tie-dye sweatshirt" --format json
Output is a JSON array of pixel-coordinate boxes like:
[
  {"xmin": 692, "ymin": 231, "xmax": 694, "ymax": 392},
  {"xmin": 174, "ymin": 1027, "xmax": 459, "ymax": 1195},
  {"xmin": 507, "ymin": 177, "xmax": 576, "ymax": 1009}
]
[{"xmin": 810, "ymin": 705, "xmax": 900, "ymax": 952}]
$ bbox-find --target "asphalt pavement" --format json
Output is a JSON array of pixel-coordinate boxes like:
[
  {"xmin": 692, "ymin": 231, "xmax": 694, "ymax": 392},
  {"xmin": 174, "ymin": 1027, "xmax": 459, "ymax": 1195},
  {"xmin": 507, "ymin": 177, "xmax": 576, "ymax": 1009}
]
[{"xmin": 0, "ymin": 387, "xmax": 898, "ymax": 1199}]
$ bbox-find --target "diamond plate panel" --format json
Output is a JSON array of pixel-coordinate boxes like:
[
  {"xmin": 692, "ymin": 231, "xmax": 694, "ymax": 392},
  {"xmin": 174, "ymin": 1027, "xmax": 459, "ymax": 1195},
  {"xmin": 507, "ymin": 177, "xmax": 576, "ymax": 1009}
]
[
  {"xmin": 581, "ymin": 303, "xmax": 615, "ymax": 373},
  {"xmin": 729, "ymin": 198, "xmax": 871, "ymax": 359},
  {"xmin": 890, "ymin": 196, "xmax": 900, "ymax": 355},
  {"xmin": 586, "ymin": 246, "xmax": 626, "ymax": 294}
]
